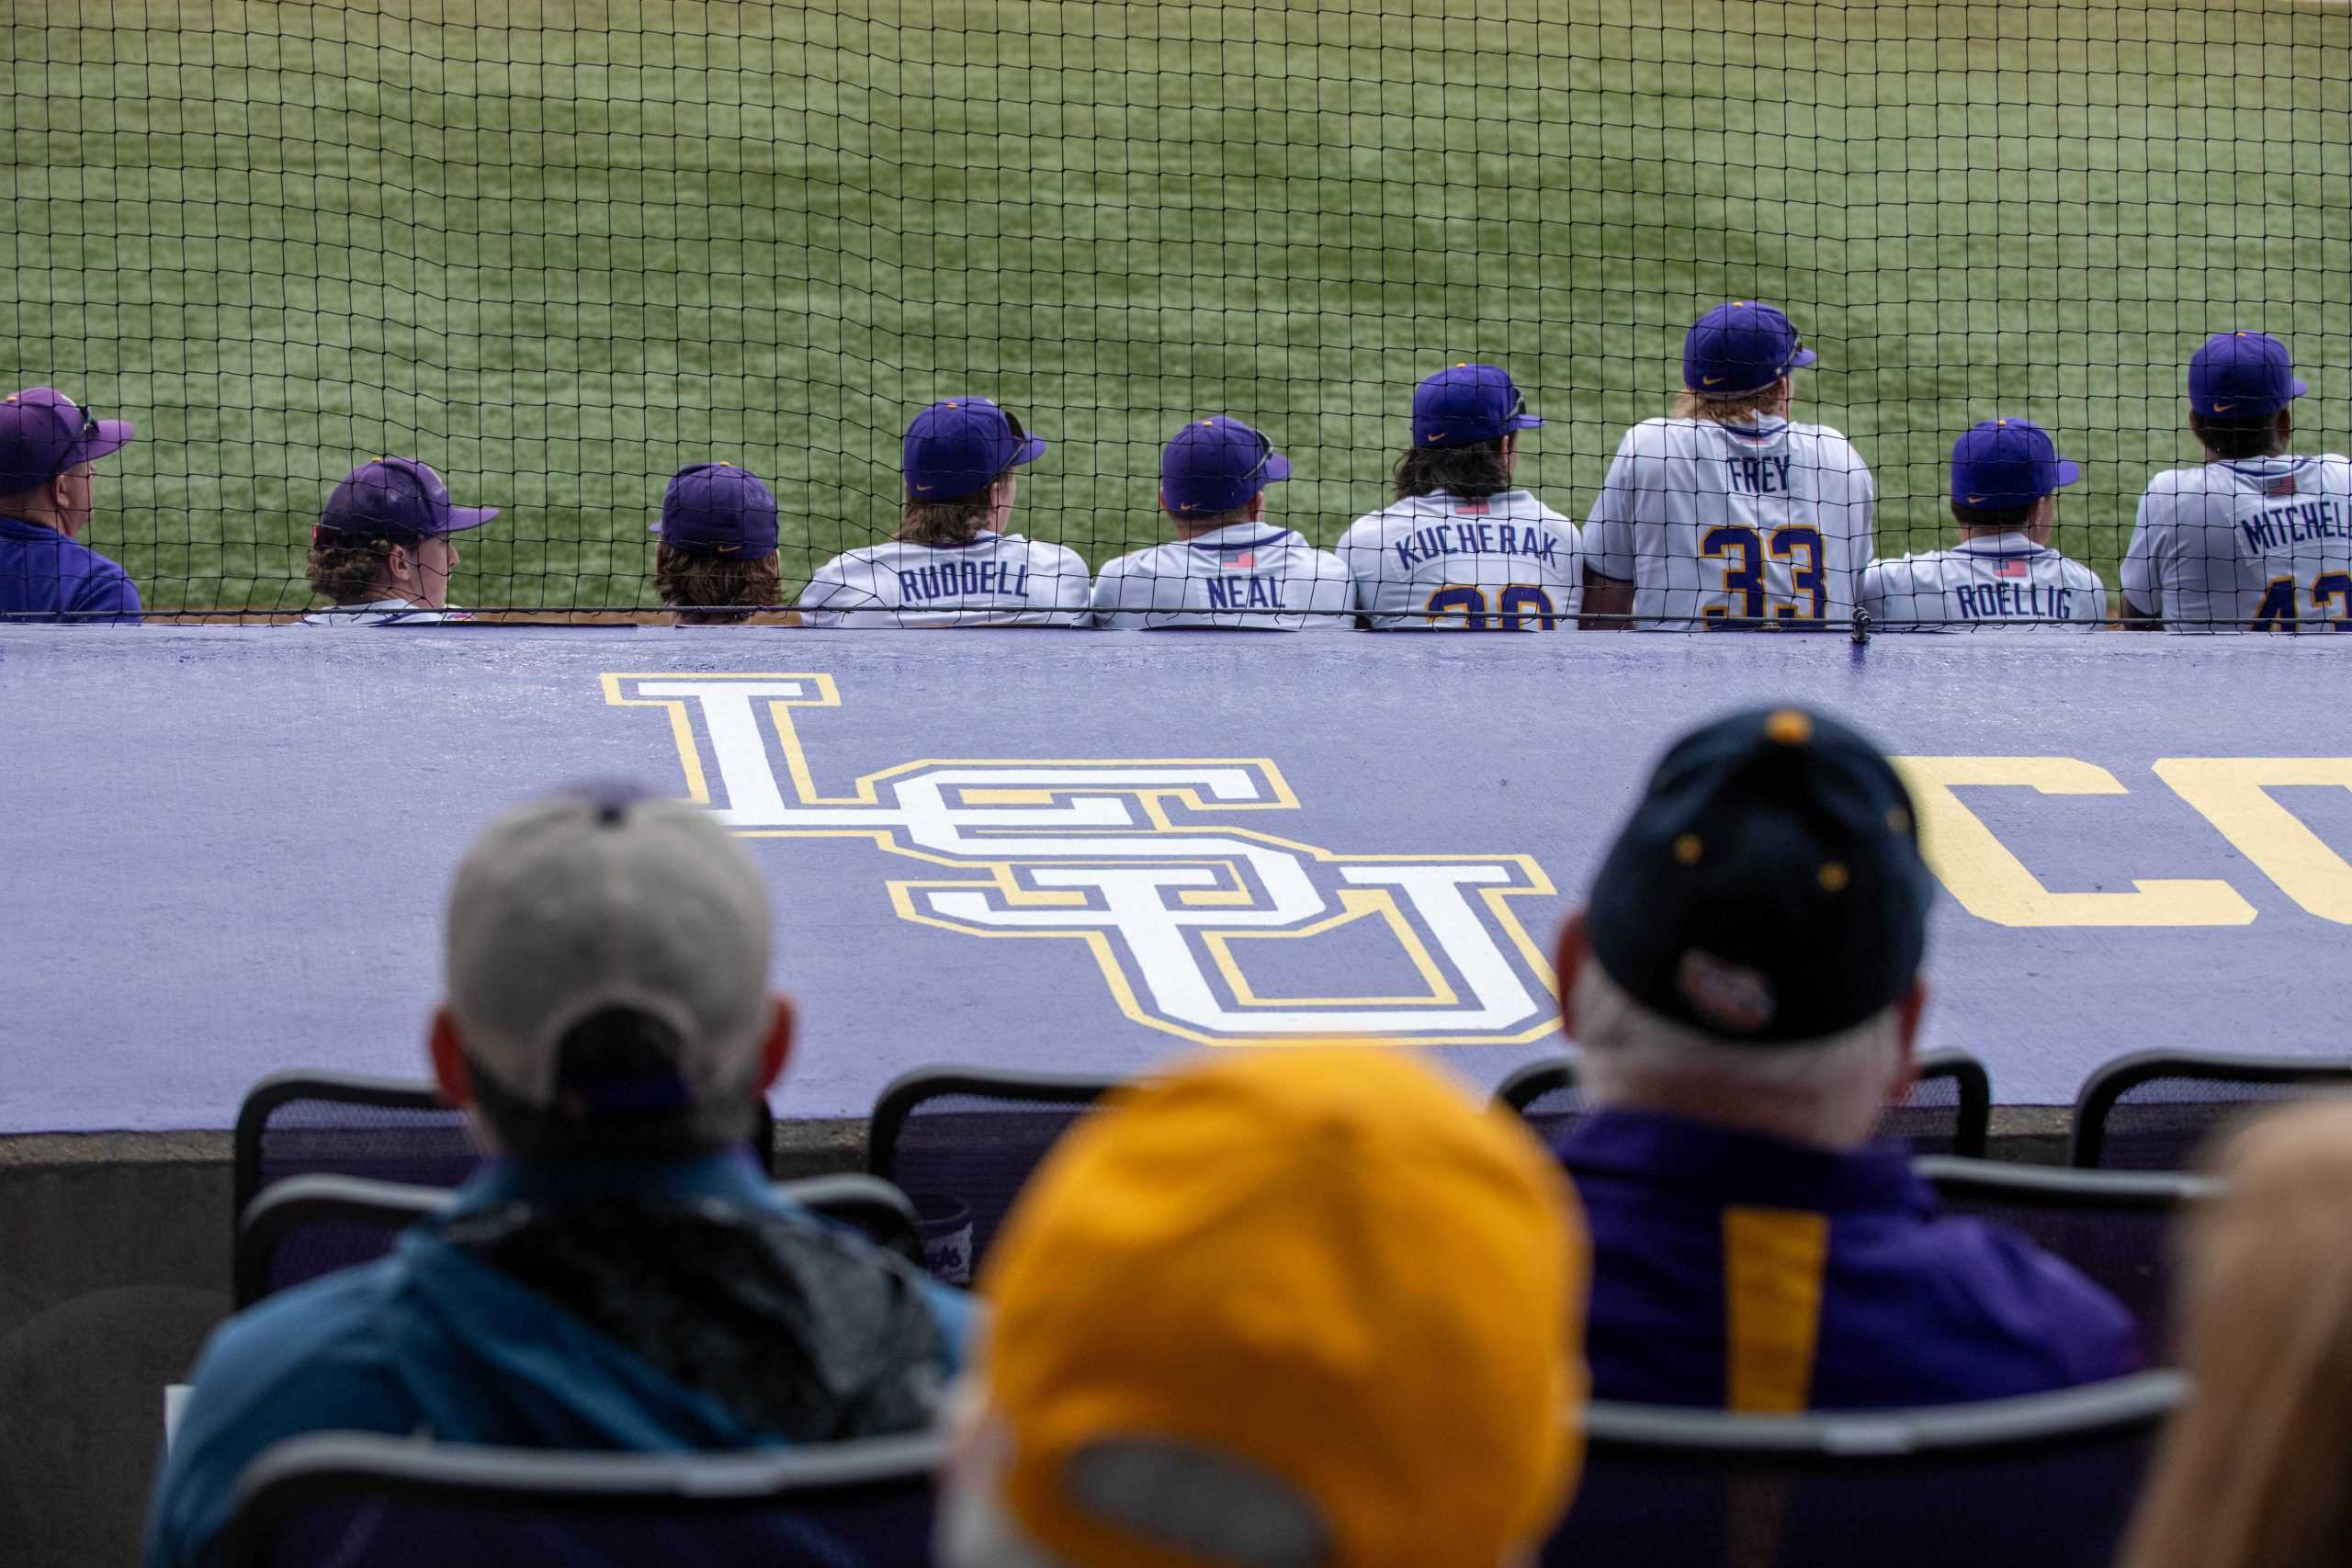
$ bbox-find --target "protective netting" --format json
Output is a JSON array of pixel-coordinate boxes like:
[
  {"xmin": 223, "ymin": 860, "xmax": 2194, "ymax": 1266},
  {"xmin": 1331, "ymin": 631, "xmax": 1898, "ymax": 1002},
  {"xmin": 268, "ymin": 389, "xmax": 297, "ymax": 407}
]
[{"xmin": 4, "ymin": 1, "xmax": 2349, "ymax": 627}]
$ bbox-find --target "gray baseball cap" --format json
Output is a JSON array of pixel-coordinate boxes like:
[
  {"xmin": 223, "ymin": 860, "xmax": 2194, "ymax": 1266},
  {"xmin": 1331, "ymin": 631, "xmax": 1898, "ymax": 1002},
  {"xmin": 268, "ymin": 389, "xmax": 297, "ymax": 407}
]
[{"xmin": 445, "ymin": 784, "xmax": 775, "ymax": 1145}]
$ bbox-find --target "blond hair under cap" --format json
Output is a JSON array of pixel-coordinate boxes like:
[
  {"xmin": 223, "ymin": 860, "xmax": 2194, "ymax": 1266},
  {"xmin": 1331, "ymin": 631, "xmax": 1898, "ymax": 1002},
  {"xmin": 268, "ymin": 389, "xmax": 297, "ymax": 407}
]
[{"xmin": 978, "ymin": 1045, "xmax": 1589, "ymax": 1568}]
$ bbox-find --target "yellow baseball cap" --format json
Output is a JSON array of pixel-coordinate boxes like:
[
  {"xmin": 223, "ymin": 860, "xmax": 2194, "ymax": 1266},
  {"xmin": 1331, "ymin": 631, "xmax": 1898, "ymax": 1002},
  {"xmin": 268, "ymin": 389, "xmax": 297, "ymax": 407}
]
[{"xmin": 978, "ymin": 1046, "xmax": 1589, "ymax": 1568}]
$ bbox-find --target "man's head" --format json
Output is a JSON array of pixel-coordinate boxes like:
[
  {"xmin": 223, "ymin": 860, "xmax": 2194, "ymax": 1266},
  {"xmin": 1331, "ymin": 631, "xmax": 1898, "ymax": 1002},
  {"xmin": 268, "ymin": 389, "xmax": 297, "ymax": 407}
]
[
  {"xmin": 0, "ymin": 387, "xmax": 137, "ymax": 538},
  {"xmin": 1159, "ymin": 416, "xmax": 1290, "ymax": 536},
  {"xmin": 1948, "ymin": 417, "xmax": 2080, "ymax": 541},
  {"xmin": 899, "ymin": 397, "xmax": 1045, "ymax": 546},
  {"xmin": 2188, "ymin": 331, "xmax": 2302, "ymax": 463},
  {"xmin": 1559, "ymin": 706, "xmax": 1935, "ymax": 1150},
  {"xmin": 308, "ymin": 457, "xmax": 499, "ymax": 610},
  {"xmin": 1676, "ymin": 301, "xmax": 1815, "ymax": 423},
  {"xmin": 428, "ymin": 784, "xmax": 791, "ymax": 1159},
  {"xmin": 942, "ymin": 1046, "xmax": 1587, "ymax": 1568},
  {"xmin": 650, "ymin": 462, "xmax": 783, "ymax": 624},
  {"xmin": 1396, "ymin": 363, "xmax": 1540, "ymax": 501}
]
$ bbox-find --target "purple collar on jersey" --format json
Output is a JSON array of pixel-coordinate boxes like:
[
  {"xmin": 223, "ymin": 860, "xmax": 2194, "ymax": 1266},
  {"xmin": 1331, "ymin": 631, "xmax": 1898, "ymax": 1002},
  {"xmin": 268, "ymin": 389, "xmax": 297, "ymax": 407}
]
[
  {"xmin": 1953, "ymin": 533, "xmax": 2051, "ymax": 558},
  {"xmin": 1184, "ymin": 527, "xmax": 1295, "ymax": 554},
  {"xmin": 922, "ymin": 531, "xmax": 1017, "ymax": 551}
]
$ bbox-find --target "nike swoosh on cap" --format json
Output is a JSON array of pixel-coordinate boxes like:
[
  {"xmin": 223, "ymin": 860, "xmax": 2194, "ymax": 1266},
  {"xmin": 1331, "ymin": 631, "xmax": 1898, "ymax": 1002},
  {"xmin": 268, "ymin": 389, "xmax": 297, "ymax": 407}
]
[
  {"xmin": 2213, "ymin": 401, "xmax": 2236, "ymax": 412},
  {"xmin": 1967, "ymin": 495, "xmax": 1985, "ymax": 503},
  {"xmin": 1703, "ymin": 375, "xmax": 1726, "ymax": 386}
]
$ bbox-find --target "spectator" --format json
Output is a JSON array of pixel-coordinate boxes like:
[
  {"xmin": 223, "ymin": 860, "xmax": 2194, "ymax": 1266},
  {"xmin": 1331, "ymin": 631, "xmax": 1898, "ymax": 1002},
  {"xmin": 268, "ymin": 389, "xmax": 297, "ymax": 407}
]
[
  {"xmin": 650, "ymin": 461, "xmax": 784, "ymax": 625},
  {"xmin": 1091, "ymin": 416, "xmax": 1352, "ymax": 629},
  {"xmin": 937, "ymin": 1047, "xmax": 1587, "ymax": 1568},
  {"xmin": 0, "ymin": 386, "xmax": 141, "ymax": 623},
  {"xmin": 2120, "ymin": 1098, "xmax": 2352, "ymax": 1568},
  {"xmin": 302, "ymin": 457, "xmax": 497, "ymax": 625},
  {"xmin": 798, "ymin": 397, "xmax": 1090, "ymax": 626},
  {"xmin": 1553, "ymin": 705, "xmax": 2136, "ymax": 1408},
  {"xmin": 146, "ymin": 784, "xmax": 970, "ymax": 1568}
]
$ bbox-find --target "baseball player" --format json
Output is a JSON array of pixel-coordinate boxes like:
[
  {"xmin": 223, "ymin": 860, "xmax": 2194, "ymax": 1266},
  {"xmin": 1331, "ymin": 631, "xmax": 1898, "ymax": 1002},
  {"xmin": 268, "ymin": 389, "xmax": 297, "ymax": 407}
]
[
  {"xmin": 2121, "ymin": 331, "xmax": 2352, "ymax": 632},
  {"xmin": 1337, "ymin": 363, "xmax": 1581, "ymax": 630},
  {"xmin": 1860, "ymin": 419, "xmax": 2105, "ymax": 628},
  {"xmin": 798, "ymin": 397, "xmax": 1089, "ymax": 627},
  {"xmin": 649, "ymin": 461, "xmax": 783, "ymax": 626},
  {"xmin": 302, "ymin": 457, "xmax": 498, "ymax": 625},
  {"xmin": 1581, "ymin": 301, "xmax": 1873, "ymax": 629},
  {"xmin": 1091, "ymin": 416, "xmax": 1351, "ymax": 629},
  {"xmin": 0, "ymin": 386, "xmax": 141, "ymax": 622}
]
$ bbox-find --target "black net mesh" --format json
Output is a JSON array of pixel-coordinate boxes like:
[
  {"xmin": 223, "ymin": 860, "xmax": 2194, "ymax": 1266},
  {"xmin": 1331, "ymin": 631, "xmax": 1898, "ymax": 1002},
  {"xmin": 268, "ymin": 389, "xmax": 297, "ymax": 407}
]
[
  {"xmin": 6, "ymin": 3, "xmax": 2349, "ymax": 626},
  {"xmin": 2085, "ymin": 1068, "xmax": 2352, "ymax": 1170}
]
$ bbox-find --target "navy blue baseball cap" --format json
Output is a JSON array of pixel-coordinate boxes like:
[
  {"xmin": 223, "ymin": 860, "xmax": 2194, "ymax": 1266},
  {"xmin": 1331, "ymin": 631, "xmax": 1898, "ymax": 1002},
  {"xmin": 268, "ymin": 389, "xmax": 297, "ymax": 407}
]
[
  {"xmin": 1683, "ymin": 301, "xmax": 1818, "ymax": 398},
  {"xmin": 648, "ymin": 462, "xmax": 780, "ymax": 557},
  {"xmin": 316, "ymin": 457, "xmax": 498, "ymax": 542},
  {"xmin": 0, "ymin": 387, "xmax": 136, "ymax": 493},
  {"xmin": 904, "ymin": 397, "xmax": 1046, "ymax": 502},
  {"xmin": 1160, "ymin": 416, "xmax": 1292, "ymax": 515},
  {"xmin": 2189, "ymin": 331, "xmax": 2306, "ymax": 418},
  {"xmin": 1586, "ymin": 706, "xmax": 1933, "ymax": 1045},
  {"xmin": 1951, "ymin": 418, "xmax": 2080, "ymax": 509},
  {"xmin": 1410, "ymin": 364, "xmax": 1544, "ymax": 448}
]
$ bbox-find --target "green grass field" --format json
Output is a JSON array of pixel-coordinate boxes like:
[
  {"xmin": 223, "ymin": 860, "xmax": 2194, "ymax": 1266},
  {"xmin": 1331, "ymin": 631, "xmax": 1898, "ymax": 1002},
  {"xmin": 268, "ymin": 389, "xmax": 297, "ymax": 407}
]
[{"xmin": 6, "ymin": 0, "xmax": 2351, "ymax": 612}]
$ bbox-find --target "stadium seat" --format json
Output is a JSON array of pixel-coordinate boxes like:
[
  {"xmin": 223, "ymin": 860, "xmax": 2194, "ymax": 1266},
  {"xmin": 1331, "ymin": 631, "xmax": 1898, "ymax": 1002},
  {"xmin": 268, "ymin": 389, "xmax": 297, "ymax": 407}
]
[
  {"xmin": 1915, "ymin": 1156, "xmax": 2219, "ymax": 1361},
  {"xmin": 1497, "ymin": 1049, "xmax": 1995, "ymax": 1158},
  {"xmin": 1544, "ymin": 1371, "xmax": 2183, "ymax": 1568},
  {"xmin": 865, "ymin": 1066, "xmax": 1125, "ymax": 1270},
  {"xmin": 235, "ymin": 1172, "xmax": 926, "ymax": 1306},
  {"xmin": 216, "ymin": 1428, "xmax": 944, "ymax": 1568},
  {"xmin": 232, "ymin": 1070, "xmax": 777, "ymax": 1224},
  {"xmin": 2069, "ymin": 1049, "xmax": 2352, "ymax": 1170}
]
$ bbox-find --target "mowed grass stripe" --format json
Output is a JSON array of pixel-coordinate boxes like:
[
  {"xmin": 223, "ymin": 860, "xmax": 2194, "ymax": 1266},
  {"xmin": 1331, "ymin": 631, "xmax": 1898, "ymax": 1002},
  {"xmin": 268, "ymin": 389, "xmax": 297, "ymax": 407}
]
[{"xmin": 4, "ymin": 0, "xmax": 2346, "ymax": 609}]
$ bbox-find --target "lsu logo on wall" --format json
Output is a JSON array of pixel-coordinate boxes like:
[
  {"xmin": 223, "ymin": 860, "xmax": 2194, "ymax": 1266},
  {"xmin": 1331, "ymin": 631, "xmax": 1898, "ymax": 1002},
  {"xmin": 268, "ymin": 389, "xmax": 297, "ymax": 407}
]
[{"xmin": 605, "ymin": 673, "xmax": 1559, "ymax": 1045}]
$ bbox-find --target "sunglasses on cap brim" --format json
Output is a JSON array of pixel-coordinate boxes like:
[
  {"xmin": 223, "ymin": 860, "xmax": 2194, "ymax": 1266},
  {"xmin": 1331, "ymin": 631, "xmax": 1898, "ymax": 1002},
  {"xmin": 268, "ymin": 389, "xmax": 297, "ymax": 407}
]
[{"xmin": 43, "ymin": 405, "xmax": 103, "ymax": 482}]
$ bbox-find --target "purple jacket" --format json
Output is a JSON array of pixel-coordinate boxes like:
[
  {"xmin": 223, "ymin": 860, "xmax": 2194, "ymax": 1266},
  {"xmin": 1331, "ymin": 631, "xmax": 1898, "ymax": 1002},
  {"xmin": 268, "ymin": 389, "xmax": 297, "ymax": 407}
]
[{"xmin": 1558, "ymin": 1109, "xmax": 2139, "ymax": 1410}]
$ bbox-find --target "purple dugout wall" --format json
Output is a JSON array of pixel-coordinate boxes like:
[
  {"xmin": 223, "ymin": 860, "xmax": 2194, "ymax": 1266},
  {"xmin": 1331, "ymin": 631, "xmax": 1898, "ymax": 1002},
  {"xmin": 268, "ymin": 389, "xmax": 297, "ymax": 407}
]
[{"xmin": 4, "ymin": 625, "xmax": 2346, "ymax": 1129}]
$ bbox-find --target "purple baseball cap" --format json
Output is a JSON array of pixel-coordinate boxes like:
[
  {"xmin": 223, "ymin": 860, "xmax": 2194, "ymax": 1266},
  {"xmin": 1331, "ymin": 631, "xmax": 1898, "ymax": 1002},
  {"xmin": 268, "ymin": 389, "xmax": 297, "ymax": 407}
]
[
  {"xmin": 315, "ymin": 457, "xmax": 499, "ymax": 542},
  {"xmin": 1951, "ymin": 418, "xmax": 2081, "ymax": 508},
  {"xmin": 1410, "ymin": 364, "xmax": 1544, "ymax": 448},
  {"xmin": 1684, "ymin": 301, "xmax": 1817, "ymax": 397},
  {"xmin": 1161, "ymin": 416, "xmax": 1292, "ymax": 515},
  {"xmin": 0, "ymin": 387, "xmax": 136, "ymax": 493},
  {"xmin": 2189, "ymin": 331, "xmax": 2306, "ymax": 418},
  {"xmin": 904, "ymin": 397, "xmax": 1046, "ymax": 502},
  {"xmin": 648, "ymin": 462, "xmax": 780, "ymax": 557}
]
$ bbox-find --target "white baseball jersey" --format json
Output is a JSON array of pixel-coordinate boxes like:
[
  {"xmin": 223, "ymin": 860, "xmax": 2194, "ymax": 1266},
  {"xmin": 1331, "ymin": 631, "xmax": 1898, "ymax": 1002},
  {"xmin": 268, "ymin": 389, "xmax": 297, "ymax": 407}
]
[
  {"xmin": 1091, "ymin": 522, "xmax": 1354, "ymax": 630},
  {"xmin": 797, "ymin": 533, "xmax": 1091, "ymax": 628},
  {"xmin": 1336, "ymin": 490, "xmax": 1581, "ymax": 631},
  {"xmin": 2120, "ymin": 455, "xmax": 2352, "ymax": 632},
  {"xmin": 1859, "ymin": 535, "xmax": 2106, "ymax": 629},
  {"xmin": 1582, "ymin": 416, "xmax": 1874, "ymax": 629},
  {"xmin": 300, "ymin": 598, "xmax": 465, "ymax": 626}
]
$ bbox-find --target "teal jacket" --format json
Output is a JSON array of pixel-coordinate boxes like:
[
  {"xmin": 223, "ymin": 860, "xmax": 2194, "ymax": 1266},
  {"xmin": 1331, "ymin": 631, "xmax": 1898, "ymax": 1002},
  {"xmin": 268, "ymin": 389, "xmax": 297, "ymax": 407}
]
[{"xmin": 145, "ymin": 1149, "xmax": 971, "ymax": 1568}]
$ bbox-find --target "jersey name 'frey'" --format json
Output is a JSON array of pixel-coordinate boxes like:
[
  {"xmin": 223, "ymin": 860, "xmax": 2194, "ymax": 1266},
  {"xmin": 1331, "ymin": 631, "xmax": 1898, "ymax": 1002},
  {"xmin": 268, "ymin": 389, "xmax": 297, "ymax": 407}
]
[
  {"xmin": 1336, "ymin": 490, "xmax": 1582, "ymax": 630},
  {"xmin": 797, "ymin": 533, "xmax": 1091, "ymax": 628},
  {"xmin": 2120, "ymin": 455, "xmax": 2352, "ymax": 633},
  {"xmin": 1091, "ymin": 523, "xmax": 1354, "ymax": 630},
  {"xmin": 1859, "ymin": 536, "xmax": 2107, "ymax": 629},
  {"xmin": 1582, "ymin": 416, "xmax": 1874, "ymax": 629}
]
